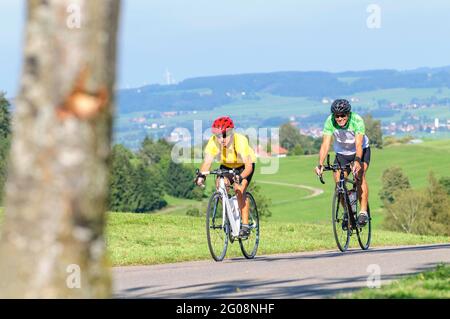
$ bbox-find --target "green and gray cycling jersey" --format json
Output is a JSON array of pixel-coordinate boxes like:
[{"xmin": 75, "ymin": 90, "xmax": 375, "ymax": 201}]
[{"xmin": 322, "ymin": 113, "xmax": 370, "ymax": 155}]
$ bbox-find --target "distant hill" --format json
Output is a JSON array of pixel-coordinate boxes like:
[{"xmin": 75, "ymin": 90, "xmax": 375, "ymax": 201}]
[{"xmin": 118, "ymin": 66, "xmax": 450, "ymax": 114}]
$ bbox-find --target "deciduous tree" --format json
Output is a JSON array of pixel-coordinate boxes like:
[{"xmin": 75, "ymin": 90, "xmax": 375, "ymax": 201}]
[
  {"xmin": 379, "ymin": 167, "xmax": 411, "ymax": 205},
  {"xmin": 363, "ymin": 113, "xmax": 383, "ymax": 149},
  {"xmin": 0, "ymin": 0, "xmax": 121, "ymax": 298}
]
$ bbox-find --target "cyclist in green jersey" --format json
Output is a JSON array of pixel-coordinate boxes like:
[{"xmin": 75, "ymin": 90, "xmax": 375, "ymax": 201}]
[{"xmin": 315, "ymin": 99, "xmax": 371, "ymax": 226}]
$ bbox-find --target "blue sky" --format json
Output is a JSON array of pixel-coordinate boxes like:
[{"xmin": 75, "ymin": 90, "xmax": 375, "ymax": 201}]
[{"xmin": 1, "ymin": 0, "xmax": 450, "ymax": 96}]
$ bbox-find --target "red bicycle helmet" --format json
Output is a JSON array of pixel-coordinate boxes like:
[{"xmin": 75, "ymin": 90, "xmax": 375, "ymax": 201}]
[{"xmin": 212, "ymin": 116, "xmax": 234, "ymax": 134}]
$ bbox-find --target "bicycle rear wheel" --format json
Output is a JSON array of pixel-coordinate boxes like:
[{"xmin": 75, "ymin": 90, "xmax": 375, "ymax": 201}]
[
  {"xmin": 332, "ymin": 190, "xmax": 350, "ymax": 252},
  {"xmin": 206, "ymin": 192, "xmax": 228, "ymax": 261},
  {"xmin": 356, "ymin": 204, "xmax": 372, "ymax": 250},
  {"xmin": 239, "ymin": 193, "xmax": 260, "ymax": 259}
]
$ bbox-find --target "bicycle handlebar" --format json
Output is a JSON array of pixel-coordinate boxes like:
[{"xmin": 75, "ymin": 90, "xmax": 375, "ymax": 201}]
[
  {"xmin": 318, "ymin": 174, "xmax": 325, "ymax": 184},
  {"xmin": 196, "ymin": 168, "xmax": 239, "ymax": 177},
  {"xmin": 316, "ymin": 154, "xmax": 354, "ymax": 184}
]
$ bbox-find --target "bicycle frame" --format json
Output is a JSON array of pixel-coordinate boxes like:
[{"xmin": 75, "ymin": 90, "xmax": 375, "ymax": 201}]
[
  {"xmin": 336, "ymin": 168, "xmax": 356, "ymax": 198},
  {"xmin": 217, "ymin": 177, "xmax": 240, "ymax": 237},
  {"xmin": 320, "ymin": 155, "xmax": 358, "ymax": 223},
  {"xmin": 200, "ymin": 168, "xmax": 242, "ymax": 238},
  {"xmin": 336, "ymin": 169, "xmax": 348, "ymax": 194},
  {"xmin": 337, "ymin": 169, "xmax": 358, "ymax": 222}
]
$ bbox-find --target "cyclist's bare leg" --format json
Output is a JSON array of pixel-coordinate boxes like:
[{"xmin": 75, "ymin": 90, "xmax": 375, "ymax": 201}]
[
  {"xmin": 216, "ymin": 175, "xmax": 250, "ymax": 224},
  {"xmin": 357, "ymin": 163, "xmax": 369, "ymax": 212},
  {"xmin": 234, "ymin": 179, "xmax": 249, "ymax": 225}
]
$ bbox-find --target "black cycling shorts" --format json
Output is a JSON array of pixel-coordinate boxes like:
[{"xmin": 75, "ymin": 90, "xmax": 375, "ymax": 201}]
[
  {"xmin": 334, "ymin": 147, "xmax": 371, "ymax": 172},
  {"xmin": 219, "ymin": 163, "xmax": 255, "ymax": 185}
]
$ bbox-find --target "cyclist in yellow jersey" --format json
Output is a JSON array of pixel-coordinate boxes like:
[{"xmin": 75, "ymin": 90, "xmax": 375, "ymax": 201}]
[{"xmin": 195, "ymin": 116, "xmax": 256, "ymax": 238}]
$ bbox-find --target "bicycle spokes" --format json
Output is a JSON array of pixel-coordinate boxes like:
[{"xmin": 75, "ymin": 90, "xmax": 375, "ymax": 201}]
[
  {"xmin": 239, "ymin": 193, "xmax": 260, "ymax": 259},
  {"xmin": 332, "ymin": 192, "xmax": 350, "ymax": 252},
  {"xmin": 206, "ymin": 194, "xmax": 228, "ymax": 261}
]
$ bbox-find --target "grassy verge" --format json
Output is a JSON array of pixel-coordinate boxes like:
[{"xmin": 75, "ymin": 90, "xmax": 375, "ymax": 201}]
[
  {"xmin": 341, "ymin": 263, "xmax": 450, "ymax": 298},
  {"xmin": 106, "ymin": 213, "xmax": 449, "ymax": 266}
]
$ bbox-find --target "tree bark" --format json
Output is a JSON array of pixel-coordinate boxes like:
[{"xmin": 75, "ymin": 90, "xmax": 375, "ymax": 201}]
[{"xmin": 0, "ymin": 0, "xmax": 121, "ymax": 298}]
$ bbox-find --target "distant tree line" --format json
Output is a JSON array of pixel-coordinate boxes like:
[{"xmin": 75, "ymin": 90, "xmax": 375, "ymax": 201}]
[
  {"xmin": 383, "ymin": 135, "xmax": 415, "ymax": 147},
  {"xmin": 109, "ymin": 137, "xmax": 204, "ymax": 213},
  {"xmin": 279, "ymin": 123, "xmax": 321, "ymax": 156},
  {"xmin": 379, "ymin": 167, "xmax": 450, "ymax": 236},
  {"xmin": 118, "ymin": 68, "xmax": 450, "ymax": 115},
  {"xmin": 362, "ymin": 114, "xmax": 383, "ymax": 149},
  {"xmin": 118, "ymin": 88, "xmax": 232, "ymax": 113}
]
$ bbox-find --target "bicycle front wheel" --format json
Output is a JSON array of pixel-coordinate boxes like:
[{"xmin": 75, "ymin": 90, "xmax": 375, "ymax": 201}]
[
  {"xmin": 356, "ymin": 204, "xmax": 372, "ymax": 250},
  {"xmin": 206, "ymin": 192, "xmax": 228, "ymax": 262},
  {"xmin": 332, "ymin": 190, "xmax": 350, "ymax": 252},
  {"xmin": 239, "ymin": 192, "xmax": 260, "ymax": 259}
]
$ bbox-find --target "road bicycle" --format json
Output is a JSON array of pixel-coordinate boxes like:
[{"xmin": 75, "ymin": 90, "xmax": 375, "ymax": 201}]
[
  {"xmin": 197, "ymin": 168, "xmax": 260, "ymax": 261},
  {"xmin": 317, "ymin": 155, "xmax": 372, "ymax": 252}
]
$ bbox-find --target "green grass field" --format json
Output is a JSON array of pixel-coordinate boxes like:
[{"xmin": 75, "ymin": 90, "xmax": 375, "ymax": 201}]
[
  {"xmin": 106, "ymin": 213, "xmax": 449, "ymax": 266},
  {"xmin": 353, "ymin": 87, "xmax": 450, "ymax": 106},
  {"xmin": 340, "ymin": 263, "xmax": 450, "ymax": 299},
  {"xmin": 116, "ymin": 88, "xmax": 450, "ymax": 140}
]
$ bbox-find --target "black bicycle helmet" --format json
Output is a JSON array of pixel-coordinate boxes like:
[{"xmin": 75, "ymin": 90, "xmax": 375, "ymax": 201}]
[{"xmin": 331, "ymin": 99, "xmax": 351, "ymax": 114}]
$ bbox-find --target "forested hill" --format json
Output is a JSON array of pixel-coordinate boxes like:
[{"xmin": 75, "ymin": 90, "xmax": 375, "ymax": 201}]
[{"xmin": 118, "ymin": 66, "xmax": 450, "ymax": 114}]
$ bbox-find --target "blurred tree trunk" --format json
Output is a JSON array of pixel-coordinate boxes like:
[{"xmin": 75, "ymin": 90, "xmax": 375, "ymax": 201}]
[{"xmin": 0, "ymin": 0, "xmax": 121, "ymax": 298}]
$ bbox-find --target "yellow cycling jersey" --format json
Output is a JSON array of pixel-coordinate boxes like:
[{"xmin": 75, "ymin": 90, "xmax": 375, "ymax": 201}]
[{"xmin": 204, "ymin": 133, "xmax": 256, "ymax": 168}]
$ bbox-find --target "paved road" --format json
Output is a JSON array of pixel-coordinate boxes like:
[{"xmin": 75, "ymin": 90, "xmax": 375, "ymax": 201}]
[{"xmin": 113, "ymin": 244, "xmax": 450, "ymax": 299}]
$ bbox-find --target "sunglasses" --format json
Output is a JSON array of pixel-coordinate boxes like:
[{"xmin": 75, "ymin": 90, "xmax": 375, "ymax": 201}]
[
  {"xmin": 334, "ymin": 114, "xmax": 348, "ymax": 119},
  {"xmin": 215, "ymin": 131, "xmax": 234, "ymax": 140}
]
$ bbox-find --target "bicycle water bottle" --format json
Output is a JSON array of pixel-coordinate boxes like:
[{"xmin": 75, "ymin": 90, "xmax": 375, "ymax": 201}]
[{"xmin": 231, "ymin": 196, "xmax": 241, "ymax": 227}]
